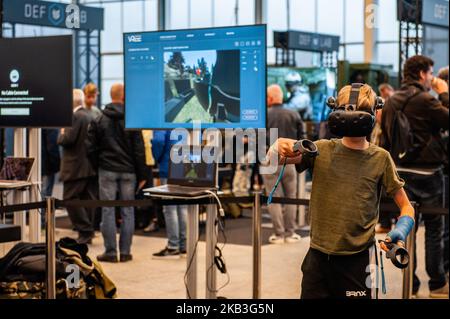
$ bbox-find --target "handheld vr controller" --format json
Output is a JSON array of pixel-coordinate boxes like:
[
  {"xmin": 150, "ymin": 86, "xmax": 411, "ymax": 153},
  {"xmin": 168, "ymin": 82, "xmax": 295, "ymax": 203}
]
[
  {"xmin": 293, "ymin": 139, "xmax": 318, "ymax": 156},
  {"xmin": 267, "ymin": 139, "xmax": 317, "ymax": 205},
  {"xmin": 378, "ymin": 239, "xmax": 410, "ymax": 269},
  {"xmin": 293, "ymin": 139, "xmax": 318, "ymax": 173}
]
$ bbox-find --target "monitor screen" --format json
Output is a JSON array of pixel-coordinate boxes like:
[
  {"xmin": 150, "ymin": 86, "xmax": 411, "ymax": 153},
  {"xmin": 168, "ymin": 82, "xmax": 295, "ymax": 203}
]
[
  {"xmin": 124, "ymin": 25, "xmax": 266, "ymax": 129},
  {"xmin": 0, "ymin": 35, "xmax": 73, "ymax": 127},
  {"xmin": 169, "ymin": 146, "xmax": 216, "ymax": 186}
]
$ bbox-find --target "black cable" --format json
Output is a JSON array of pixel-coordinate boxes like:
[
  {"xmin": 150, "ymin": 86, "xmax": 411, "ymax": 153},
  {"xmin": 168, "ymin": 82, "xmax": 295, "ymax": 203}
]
[
  {"xmin": 206, "ymin": 196, "xmax": 230, "ymax": 294},
  {"xmin": 35, "ymin": 182, "xmax": 45, "ymax": 216}
]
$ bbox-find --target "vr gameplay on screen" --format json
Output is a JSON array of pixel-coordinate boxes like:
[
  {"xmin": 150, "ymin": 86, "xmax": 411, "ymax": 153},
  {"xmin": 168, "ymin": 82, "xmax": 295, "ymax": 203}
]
[
  {"xmin": 0, "ymin": 35, "xmax": 73, "ymax": 127},
  {"xmin": 124, "ymin": 25, "xmax": 266, "ymax": 129}
]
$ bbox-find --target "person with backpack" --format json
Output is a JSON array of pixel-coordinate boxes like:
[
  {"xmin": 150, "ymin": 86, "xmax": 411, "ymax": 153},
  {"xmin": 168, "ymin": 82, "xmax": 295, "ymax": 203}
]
[{"xmin": 381, "ymin": 55, "xmax": 449, "ymax": 298}]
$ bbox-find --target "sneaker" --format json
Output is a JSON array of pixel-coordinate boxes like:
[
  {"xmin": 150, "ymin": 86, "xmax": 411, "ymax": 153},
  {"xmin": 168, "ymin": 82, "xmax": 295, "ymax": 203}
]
[
  {"xmin": 97, "ymin": 253, "xmax": 118, "ymax": 263},
  {"xmin": 152, "ymin": 247, "xmax": 180, "ymax": 260},
  {"xmin": 285, "ymin": 233, "xmax": 302, "ymax": 243},
  {"xmin": 144, "ymin": 221, "xmax": 159, "ymax": 233},
  {"xmin": 429, "ymin": 282, "xmax": 449, "ymax": 299},
  {"xmin": 268, "ymin": 234, "xmax": 284, "ymax": 245},
  {"xmin": 180, "ymin": 249, "xmax": 187, "ymax": 258},
  {"xmin": 120, "ymin": 254, "xmax": 133, "ymax": 262},
  {"xmin": 77, "ymin": 233, "xmax": 94, "ymax": 245}
]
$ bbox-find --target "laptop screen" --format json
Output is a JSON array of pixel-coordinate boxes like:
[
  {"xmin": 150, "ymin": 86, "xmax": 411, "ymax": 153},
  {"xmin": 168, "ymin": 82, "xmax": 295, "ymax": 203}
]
[
  {"xmin": 168, "ymin": 147, "xmax": 217, "ymax": 187},
  {"xmin": 0, "ymin": 157, "xmax": 34, "ymax": 181}
]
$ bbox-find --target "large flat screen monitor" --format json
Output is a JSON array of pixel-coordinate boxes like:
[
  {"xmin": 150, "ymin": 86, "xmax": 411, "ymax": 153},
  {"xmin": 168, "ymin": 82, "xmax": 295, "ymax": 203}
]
[
  {"xmin": 0, "ymin": 35, "xmax": 73, "ymax": 127},
  {"xmin": 124, "ymin": 25, "xmax": 266, "ymax": 129}
]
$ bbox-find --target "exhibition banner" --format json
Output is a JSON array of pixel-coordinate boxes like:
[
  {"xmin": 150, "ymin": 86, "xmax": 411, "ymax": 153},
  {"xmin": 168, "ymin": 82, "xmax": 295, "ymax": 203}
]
[
  {"xmin": 3, "ymin": 0, "xmax": 104, "ymax": 30},
  {"xmin": 422, "ymin": 0, "xmax": 449, "ymax": 27}
]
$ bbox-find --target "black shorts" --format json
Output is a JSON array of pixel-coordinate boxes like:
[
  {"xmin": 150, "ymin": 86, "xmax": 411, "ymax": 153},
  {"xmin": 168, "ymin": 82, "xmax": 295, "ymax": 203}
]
[{"xmin": 301, "ymin": 247, "xmax": 377, "ymax": 299}]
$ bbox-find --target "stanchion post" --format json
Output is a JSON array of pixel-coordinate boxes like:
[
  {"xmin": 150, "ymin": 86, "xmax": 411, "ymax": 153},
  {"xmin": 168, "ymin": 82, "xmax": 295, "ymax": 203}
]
[
  {"xmin": 205, "ymin": 203, "xmax": 217, "ymax": 299},
  {"xmin": 402, "ymin": 203, "xmax": 417, "ymax": 299},
  {"xmin": 252, "ymin": 191, "xmax": 262, "ymax": 299},
  {"xmin": 186, "ymin": 205, "xmax": 199, "ymax": 299},
  {"xmin": 45, "ymin": 197, "xmax": 56, "ymax": 299}
]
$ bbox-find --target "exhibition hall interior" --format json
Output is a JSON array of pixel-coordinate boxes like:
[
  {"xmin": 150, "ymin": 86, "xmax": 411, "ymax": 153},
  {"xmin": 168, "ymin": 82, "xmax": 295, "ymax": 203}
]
[{"xmin": 0, "ymin": 0, "xmax": 449, "ymax": 302}]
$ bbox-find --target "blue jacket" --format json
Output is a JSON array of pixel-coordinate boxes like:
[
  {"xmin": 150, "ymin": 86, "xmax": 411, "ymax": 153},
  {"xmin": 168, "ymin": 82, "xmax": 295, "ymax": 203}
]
[{"xmin": 151, "ymin": 130, "xmax": 187, "ymax": 178}]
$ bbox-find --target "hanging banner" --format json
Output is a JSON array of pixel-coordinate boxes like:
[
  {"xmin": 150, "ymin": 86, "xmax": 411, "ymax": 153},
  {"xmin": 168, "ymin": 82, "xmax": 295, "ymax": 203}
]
[
  {"xmin": 3, "ymin": 0, "xmax": 104, "ymax": 30},
  {"xmin": 422, "ymin": 0, "xmax": 449, "ymax": 27}
]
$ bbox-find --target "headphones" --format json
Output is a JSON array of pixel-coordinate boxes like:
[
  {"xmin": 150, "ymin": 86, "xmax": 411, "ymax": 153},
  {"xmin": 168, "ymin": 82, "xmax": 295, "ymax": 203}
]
[{"xmin": 326, "ymin": 83, "xmax": 384, "ymax": 137}]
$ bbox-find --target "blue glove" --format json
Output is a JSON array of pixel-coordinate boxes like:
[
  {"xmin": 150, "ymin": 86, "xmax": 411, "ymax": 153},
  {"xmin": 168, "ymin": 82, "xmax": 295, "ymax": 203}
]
[{"xmin": 386, "ymin": 216, "xmax": 414, "ymax": 244}]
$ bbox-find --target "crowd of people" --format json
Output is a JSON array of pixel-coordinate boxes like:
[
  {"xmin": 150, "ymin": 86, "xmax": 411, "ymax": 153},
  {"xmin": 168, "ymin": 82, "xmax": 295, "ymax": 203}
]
[
  {"xmin": 41, "ymin": 83, "xmax": 173, "ymax": 263},
  {"xmin": 40, "ymin": 54, "xmax": 448, "ymax": 299}
]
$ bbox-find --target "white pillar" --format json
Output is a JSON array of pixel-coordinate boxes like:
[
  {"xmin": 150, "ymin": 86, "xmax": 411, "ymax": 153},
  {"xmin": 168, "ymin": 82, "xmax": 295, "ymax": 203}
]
[{"xmin": 255, "ymin": 0, "xmax": 267, "ymax": 24}]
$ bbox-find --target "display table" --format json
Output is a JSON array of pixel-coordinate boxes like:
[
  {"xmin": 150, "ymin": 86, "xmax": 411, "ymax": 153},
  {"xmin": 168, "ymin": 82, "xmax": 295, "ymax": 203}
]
[
  {"xmin": 144, "ymin": 192, "xmax": 218, "ymax": 299},
  {"xmin": 1, "ymin": 182, "xmax": 41, "ymax": 242}
]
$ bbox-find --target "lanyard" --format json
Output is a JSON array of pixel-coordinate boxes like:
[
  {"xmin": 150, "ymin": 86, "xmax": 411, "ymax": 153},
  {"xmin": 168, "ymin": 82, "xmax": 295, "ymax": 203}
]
[{"xmin": 266, "ymin": 161, "xmax": 287, "ymax": 205}]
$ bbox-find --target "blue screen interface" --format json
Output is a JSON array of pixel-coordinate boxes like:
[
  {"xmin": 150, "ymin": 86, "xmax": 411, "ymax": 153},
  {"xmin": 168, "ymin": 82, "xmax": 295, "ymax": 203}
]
[{"xmin": 124, "ymin": 25, "xmax": 266, "ymax": 129}]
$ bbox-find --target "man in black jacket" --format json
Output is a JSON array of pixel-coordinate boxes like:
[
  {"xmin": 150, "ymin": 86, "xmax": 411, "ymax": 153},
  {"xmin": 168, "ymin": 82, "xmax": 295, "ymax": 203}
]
[
  {"xmin": 86, "ymin": 83, "xmax": 147, "ymax": 263},
  {"xmin": 58, "ymin": 89, "xmax": 97, "ymax": 245},
  {"xmin": 381, "ymin": 55, "xmax": 449, "ymax": 298}
]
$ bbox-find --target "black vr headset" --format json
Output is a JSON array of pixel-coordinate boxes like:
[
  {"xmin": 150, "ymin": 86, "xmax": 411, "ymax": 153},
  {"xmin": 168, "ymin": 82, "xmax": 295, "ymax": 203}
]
[{"xmin": 326, "ymin": 83, "xmax": 384, "ymax": 137}]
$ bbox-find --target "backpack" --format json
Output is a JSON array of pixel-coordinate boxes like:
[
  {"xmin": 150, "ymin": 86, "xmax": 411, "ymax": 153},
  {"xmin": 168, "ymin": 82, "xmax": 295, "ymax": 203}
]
[
  {"xmin": 388, "ymin": 88, "xmax": 421, "ymax": 165},
  {"xmin": 0, "ymin": 238, "xmax": 117, "ymax": 299}
]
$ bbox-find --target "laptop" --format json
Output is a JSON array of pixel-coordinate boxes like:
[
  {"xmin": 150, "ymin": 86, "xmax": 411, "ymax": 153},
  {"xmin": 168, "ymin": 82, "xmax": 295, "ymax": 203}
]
[
  {"xmin": 0, "ymin": 157, "xmax": 35, "ymax": 189},
  {"xmin": 145, "ymin": 146, "xmax": 218, "ymax": 197}
]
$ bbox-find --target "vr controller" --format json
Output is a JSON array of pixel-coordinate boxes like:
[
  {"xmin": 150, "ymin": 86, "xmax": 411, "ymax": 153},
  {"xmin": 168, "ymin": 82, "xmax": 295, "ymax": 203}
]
[
  {"xmin": 267, "ymin": 139, "xmax": 318, "ymax": 205},
  {"xmin": 378, "ymin": 240, "xmax": 410, "ymax": 269},
  {"xmin": 293, "ymin": 139, "xmax": 318, "ymax": 157},
  {"xmin": 293, "ymin": 139, "xmax": 318, "ymax": 173}
]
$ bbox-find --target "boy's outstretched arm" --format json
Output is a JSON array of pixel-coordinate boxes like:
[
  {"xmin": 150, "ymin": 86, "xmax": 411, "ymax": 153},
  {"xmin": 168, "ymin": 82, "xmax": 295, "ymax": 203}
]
[
  {"xmin": 267, "ymin": 138, "xmax": 303, "ymax": 165},
  {"xmin": 380, "ymin": 187, "xmax": 415, "ymax": 252}
]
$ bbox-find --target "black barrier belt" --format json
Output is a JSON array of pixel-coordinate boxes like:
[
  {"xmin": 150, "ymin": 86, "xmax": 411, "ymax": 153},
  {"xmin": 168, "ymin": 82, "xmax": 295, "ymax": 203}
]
[
  {"xmin": 1, "ymin": 196, "xmax": 447, "ymax": 216},
  {"xmin": 419, "ymin": 206, "xmax": 450, "ymax": 216},
  {"xmin": 379, "ymin": 202, "xmax": 449, "ymax": 216},
  {"xmin": 56, "ymin": 196, "xmax": 255, "ymax": 209},
  {"xmin": 263, "ymin": 196, "xmax": 310, "ymax": 206},
  {"xmin": 0, "ymin": 201, "xmax": 46, "ymax": 213},
  {"xmin": 58, "ymin": 199, "xmax": 156, "ymax": 208}
]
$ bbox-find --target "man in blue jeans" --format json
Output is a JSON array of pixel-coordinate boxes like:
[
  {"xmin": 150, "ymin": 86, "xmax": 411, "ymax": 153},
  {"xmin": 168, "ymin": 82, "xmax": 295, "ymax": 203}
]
[
  {"xmin": 87, "ymin": 83, "xmax": 147, "ymax": 263},
  {"xmin": 151, "ymin": 130, "xmax": 187, "ymax": 259}
]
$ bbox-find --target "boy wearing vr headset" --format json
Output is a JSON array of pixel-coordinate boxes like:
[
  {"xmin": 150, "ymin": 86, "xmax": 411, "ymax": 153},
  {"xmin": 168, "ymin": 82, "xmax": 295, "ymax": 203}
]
[{"xmin": 268, "ymin": 83, "xmax": 415, "ymax": 299}]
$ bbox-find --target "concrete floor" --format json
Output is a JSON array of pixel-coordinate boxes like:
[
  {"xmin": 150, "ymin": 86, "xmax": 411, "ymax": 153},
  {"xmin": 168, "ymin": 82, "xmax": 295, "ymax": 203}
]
[{"xmin": 45, "ymin": 224, "xmax": 432, "ymax": 299}]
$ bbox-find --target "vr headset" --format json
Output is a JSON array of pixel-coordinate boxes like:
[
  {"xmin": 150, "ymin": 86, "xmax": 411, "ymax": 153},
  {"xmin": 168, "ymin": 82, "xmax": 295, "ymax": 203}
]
[{"xmin": 326, "ymin": 83, "xmax": 384, "ymax": 137}]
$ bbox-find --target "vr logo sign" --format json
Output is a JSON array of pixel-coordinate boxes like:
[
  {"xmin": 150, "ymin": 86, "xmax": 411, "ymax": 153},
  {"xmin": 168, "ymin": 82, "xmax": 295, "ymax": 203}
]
[
  {"xmin": 23, "ymin": 2, "xmax": 88, "ymax": 29},
  {"xmin": 128, "ymin": 35, "xmax": 142, "ymax": 43}
]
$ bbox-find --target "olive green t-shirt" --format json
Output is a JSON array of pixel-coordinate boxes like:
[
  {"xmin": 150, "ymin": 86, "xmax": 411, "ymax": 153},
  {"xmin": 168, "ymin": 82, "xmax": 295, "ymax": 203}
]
[{"xmin": 297, "ymin": 139, "xmax": 405, "ymax": 255}]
